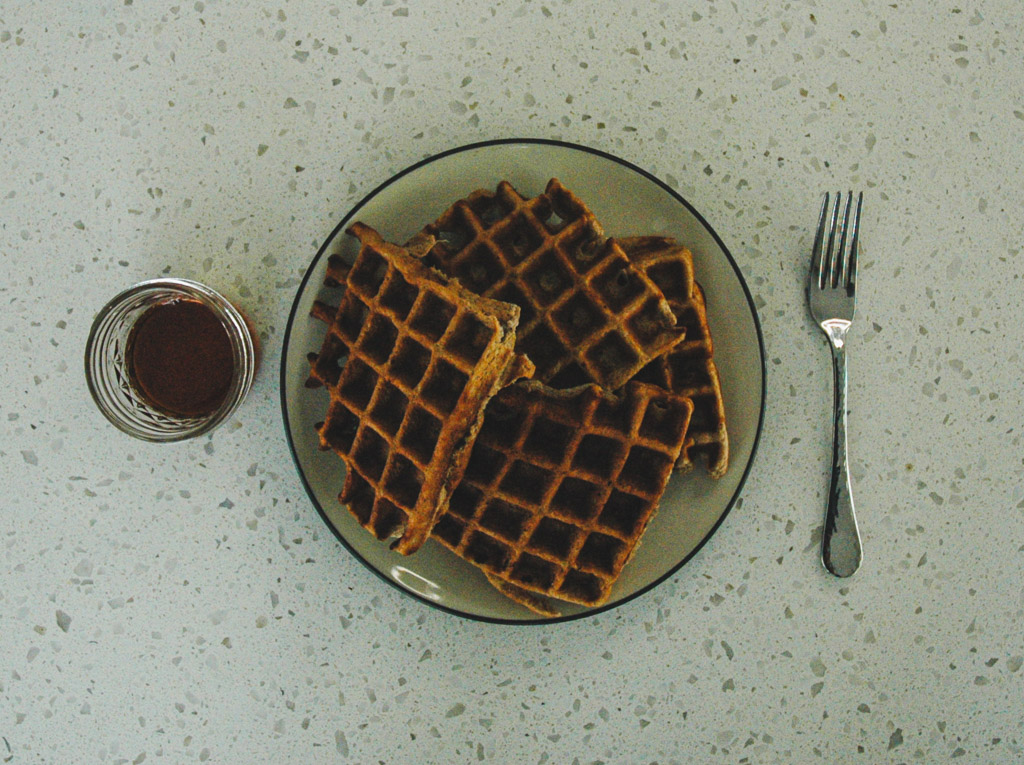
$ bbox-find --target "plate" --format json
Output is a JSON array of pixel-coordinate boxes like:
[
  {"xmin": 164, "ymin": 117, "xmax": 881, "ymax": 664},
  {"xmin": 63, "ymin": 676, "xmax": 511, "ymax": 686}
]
[{"xmin": 281, "ymin": 139, "xmax": 765, "ymax": 623}]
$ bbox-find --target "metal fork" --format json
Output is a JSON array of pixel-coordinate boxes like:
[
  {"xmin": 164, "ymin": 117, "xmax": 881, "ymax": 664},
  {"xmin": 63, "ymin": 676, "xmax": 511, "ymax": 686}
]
[{"xmin": 808, "ymin": 191, "xmax": 864, "ymax": 577}]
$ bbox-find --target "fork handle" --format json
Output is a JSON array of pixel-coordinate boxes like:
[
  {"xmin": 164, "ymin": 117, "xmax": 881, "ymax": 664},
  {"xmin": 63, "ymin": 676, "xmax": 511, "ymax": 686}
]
[{"xmin": 822, "ymin": 335, "xmax": 862, "ymax": 577}]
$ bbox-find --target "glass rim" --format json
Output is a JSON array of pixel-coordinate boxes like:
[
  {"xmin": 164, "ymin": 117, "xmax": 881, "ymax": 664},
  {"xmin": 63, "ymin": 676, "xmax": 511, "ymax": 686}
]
[{"xmin": 85, "ymin": 278, "xmax": 257, "ymax": 442}]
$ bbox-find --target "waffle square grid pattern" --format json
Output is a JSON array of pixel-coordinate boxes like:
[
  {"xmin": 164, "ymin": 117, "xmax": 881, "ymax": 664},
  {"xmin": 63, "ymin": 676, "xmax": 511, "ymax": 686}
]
[
  {"xmin": 431, "ymin": 380, "xmax": 694, "ymax": 609},
  {"xmin": 419, "ymin": 179, "xmax": 684, "ymax": 390},
  {"xmin": 620, "ymin": 236, "xmax": 730, "ymax": 478},
  {"xmin": 304, "ymin": 179, "xmax": 731, "ymax": 616},
  {"xmin": 308, "ymin": 223, "xmax": 530, "ymax": 555}
]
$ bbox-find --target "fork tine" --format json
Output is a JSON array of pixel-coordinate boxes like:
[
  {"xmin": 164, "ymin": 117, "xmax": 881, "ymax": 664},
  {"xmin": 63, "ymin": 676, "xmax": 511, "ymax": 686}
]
[
  {"xmin": 846, "ymin": 191, "xmax": 863, "ymax": 289},
  {"xmin": 825, "ymin": 191, "xmax": 842, "ymax": 288},
  {"xmin": 836, "ymin": 191, "xmax": 854, "ymax": 287},
  {"xmin": 810, "ymin": 192, "xmax": 829, "ymax": 289}
]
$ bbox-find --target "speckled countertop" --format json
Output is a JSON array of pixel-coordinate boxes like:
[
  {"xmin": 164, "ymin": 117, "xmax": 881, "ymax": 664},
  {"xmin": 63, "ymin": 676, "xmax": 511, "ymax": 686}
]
[{"xmin": 3, "ymin": 2, "xmax": 1023, "ymax": 763}]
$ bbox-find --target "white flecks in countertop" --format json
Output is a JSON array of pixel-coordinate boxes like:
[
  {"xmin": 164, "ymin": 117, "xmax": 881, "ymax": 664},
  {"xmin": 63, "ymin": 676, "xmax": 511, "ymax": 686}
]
[{"xmin": 2, "ymin": 0, "xmax": 1024, "ymax": 762}]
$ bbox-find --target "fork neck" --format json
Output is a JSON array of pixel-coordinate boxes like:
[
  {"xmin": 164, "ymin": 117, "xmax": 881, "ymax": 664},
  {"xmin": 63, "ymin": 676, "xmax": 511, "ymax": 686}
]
[{"xmin": 820, "ymin": 318, "xmax": 851, "ymax": 348}]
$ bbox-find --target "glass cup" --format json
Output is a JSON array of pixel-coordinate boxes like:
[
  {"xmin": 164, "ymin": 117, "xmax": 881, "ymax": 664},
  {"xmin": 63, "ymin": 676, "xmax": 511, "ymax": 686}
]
[{"xmin": 85, "ymin": 278, "xmax": 258, "ymax": 442}]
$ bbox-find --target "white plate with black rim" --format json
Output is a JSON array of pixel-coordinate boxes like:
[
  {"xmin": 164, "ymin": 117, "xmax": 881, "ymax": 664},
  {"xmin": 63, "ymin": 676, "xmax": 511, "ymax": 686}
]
[{"xmin": 281, "ymin": 139, "xmax": 765, "ymax": 624}]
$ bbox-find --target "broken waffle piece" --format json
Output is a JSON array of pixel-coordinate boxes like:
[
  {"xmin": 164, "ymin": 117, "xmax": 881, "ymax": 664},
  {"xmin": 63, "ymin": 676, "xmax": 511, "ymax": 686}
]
[
  {"xmin": 430, "ymin": 379, "xmax": 694, "ymax": 614},
  {"xmin": 307, "ymin": 222, "xmax": 535, "ymax": 555},
  {"xmin": 416, "ymin": 178, "xmax": 685, "ymax": 390},
  {"xmin": 619, "ymin": 236, "xmax": 729, "ymax": 478}
]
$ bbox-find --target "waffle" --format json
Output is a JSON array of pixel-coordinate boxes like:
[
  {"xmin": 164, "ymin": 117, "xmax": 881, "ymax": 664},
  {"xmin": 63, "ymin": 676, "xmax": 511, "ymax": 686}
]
[
  {"xmin": 416, "ymin": 179, "xmax": 684, "ymax": 390},
  {"xmin": 619, "ymin": 236, "xmax": 729, "ymax": 478},
  {"xmin": 430, "ymin": 380, "xmax": 694, "ymax": 613},
  {"xmin": 307, "ymin": 222, "xmax": 534, "ymax": 555}
]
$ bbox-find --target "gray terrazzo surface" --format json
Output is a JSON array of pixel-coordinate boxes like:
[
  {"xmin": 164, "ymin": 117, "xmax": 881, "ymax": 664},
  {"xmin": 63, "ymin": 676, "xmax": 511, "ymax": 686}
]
[{"xmin": 2, "ymin": 1, "xmax": 1023, "ymax": 762}]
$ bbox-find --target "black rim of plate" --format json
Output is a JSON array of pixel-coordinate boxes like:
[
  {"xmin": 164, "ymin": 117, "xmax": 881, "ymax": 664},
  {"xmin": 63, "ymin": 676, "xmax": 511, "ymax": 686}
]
[{"xmin": 280, "ymin": 138, "xmax": 767, "ymax": 626}]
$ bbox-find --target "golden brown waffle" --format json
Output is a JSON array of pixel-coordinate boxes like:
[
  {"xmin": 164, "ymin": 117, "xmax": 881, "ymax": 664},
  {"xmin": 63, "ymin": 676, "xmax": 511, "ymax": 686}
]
[
  {"xmin": 416, "ymin": 179, "xmax": 684, "ymax": 390},
  {"xmin": 430, "ymin": 380, "xmax": 694, "ymax": 614},
  {"xmin": 619, "ymin": 236, "xmax": 729, "ymax": 478},
  {"xmin": 307, "ymin": 222, "xmax": 534, "ymax": 555}
]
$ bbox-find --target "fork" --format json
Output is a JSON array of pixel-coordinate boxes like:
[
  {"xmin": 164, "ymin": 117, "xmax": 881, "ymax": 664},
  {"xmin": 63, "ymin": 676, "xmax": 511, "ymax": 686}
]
[{"xmin": 808, "ymin": 191, "xmax": 864, "ymax": 577}]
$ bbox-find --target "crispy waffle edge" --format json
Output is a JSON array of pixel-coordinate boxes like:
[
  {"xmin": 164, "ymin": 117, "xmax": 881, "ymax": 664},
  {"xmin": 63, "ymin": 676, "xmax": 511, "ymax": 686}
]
[{"xmin": 307, "ymin": 222, "xmax": 535, "ymax": 555}]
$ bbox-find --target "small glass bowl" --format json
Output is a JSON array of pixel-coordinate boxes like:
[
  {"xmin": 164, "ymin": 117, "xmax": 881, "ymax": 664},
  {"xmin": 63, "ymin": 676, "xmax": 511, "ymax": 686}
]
[{"xmin": 85, "ymin": 278, "xmax": 258, "ymax": 442}]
